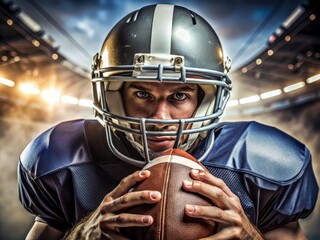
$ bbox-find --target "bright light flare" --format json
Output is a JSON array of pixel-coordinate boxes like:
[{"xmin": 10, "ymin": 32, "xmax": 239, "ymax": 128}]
[
  {"xmin": 19, "ymin": 83, "xmax": 40, "ymax": 95},
  {"xmin": 41, "ymin": 89, "xmax": 60, "ymax": 104},
  {"xmin": 78, "ymin": 99, "xmax": 93, "ymax": 107},
  {"xmin": 0, "ymin": 77, "xmax": 15, "ymax": 87},
  {"xmin": 239, "ymin": 95, "xmax": 260, "ymax": 104},
  {"xmin": 226, "ymin": 100, "xmax": 239, "ymax": 107},
  {"xmin": 260, "ymin": 89, "xmax": 282, "ymax": 99}
]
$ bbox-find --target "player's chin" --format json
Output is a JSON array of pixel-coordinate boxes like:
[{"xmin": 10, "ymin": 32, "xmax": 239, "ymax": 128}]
[{"xmin": 147, "ymin": 139, "xmax": 175, "ymax": 152}]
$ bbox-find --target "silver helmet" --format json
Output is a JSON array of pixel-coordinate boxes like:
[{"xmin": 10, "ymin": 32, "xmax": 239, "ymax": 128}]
[{"xmin": 91, "ymin": 4, "xmax": 232, "ymax": 167}]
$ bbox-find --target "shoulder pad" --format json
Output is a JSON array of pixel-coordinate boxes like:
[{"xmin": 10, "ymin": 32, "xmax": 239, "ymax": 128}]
[
  {"xmin": 203, "ymin": 121, "xmax": 310, "ymax": 184},
  {"xmin": 20, "ymin": 119, "xmax": 109, "ymax": 178}
]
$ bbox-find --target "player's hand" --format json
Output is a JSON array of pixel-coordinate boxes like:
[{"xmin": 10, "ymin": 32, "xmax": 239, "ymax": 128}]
[
  {"xmin": 182, "ymin": 169, "xmax": 264, "ymax": 240},
  {"xmin": 64, "ymin": 170, "xmax": 161, "ymax": 240},
  {"xmin": 96, "ymin": 170, "xmax": 161, "ymax": 239}
]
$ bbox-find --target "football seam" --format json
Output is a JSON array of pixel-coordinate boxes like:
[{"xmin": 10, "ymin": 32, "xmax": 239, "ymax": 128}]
[{"xmin": 160, "ymin": 152, "xmax": 173, "ymax": 240}]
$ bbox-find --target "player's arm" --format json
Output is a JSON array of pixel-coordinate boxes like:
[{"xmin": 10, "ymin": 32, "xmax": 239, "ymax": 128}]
[
  {"xmin": 263, "ymin": 221, "xmax": 306, "ymax": 240},
  {"xmin": 26, "ymin": 222, "xmax": 64, "ymax": 240},
  {"xmin": 63, "ymin": 170, "xmax": 161, "ymax": 240},
  {"xmin": 25, "ymin": 219, "xmax": 128, "ymax": 240}
]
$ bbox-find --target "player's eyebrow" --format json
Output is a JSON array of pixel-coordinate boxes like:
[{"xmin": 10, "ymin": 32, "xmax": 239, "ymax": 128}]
[{"xmin": 127, "ymin": 83, "xmax": 197, "ymax": 93}]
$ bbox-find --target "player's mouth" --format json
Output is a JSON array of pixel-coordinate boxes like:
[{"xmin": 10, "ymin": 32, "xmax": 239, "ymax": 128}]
[{"xmin": 147, "ymin": 137, "xmax": 176, "ymax": 151}]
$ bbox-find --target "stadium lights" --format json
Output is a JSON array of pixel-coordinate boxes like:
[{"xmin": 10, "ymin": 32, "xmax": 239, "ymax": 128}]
[
  {"xmin": 282, "ymin": 6, "xmax": 305, "ymax": 29},
  {"xmin": 267, "ymin": 49, "xmax": 274, "ymax": 56},
  {"xmin": 226, "ymin": 99, "xmax": 239, "ymax": 107},
  {"xmin": 32, "ymin": 39, "xmax": 40, "ymax": 47},
  {"xmin": 260, "ymin": 89, "xmax": 282, "ymax": 99},
  {"xmin": 19, "ymin": 83, "xmax": 40, "ymax": 95},
  {"xmin": 306, "ymin": 73, "xmax": 320, "ymax": 84},
  {"xmin": 239, "ymin": 95, "xmax": 260, "ymax": 104},
  {"xmin": 6, "ymin": 18, "xmax": 13, "ymax": 26},
  {"xmin": 78, "ymin": 99, "xmax": 93, "ymax": 107},
  {"xmin": 17, "ymin": 11, "xmax": 42, "ymax": 33},
  {"xmin": 256, "ymin": 58, "xmax": 262, "ymax": 65},
  {"xmin": 0, "ymin": 77, "xmax": 15, "ymax": 87},
  {"xmin": 283, "ymin": 81, "xmax": 305, "ymax": 93},
  {"xmin": 241, "ymin": 67, "xmax": 248, "ymax": 73},
  {"xmin": 52, "ymin": 53, "xmax": 59, "ymax": 60}
]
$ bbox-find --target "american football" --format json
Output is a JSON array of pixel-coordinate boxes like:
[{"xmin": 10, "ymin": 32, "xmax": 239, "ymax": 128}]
[{"xmin": 121, "ymin": 148, "xmax": 217, "ymax": 240}]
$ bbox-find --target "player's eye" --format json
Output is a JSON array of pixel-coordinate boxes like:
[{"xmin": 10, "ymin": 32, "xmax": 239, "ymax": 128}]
[
  {"xmin": 172, "ymin": 92, "xmax": 187, "ymax": 101},
  {"xmin": 136, "ymin": 91, "xmax": 150, "ymax": 98}
]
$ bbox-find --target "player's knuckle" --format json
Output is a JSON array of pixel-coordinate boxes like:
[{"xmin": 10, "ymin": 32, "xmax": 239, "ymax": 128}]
[
  {"xmin": 198, "ymin": 170, "xmax": 208, "ymax": 179},
  {"xmin": 135, "ymin": 216, "xmax": 144, "ymax": 224},
  {"xmin": 120, "ymin": 177, "xmax": 129, "ymax": 186},
  {"xmin": 133, "ymin": 170, "xmax": 141, "ymax": 178},
  {"xmin": 235, "ymin": 217, "xmax": 243, "ymax": 227},
  {"xmin": 195, "ymin": 181, "xmax": 205, "ymax": 191},
  {"xmin": 235, "ymin": 206, "xmax": 243, "ymax": 215},
  {"xmin": 216, "ymin": 178, "xmax": 225, "ymax": 188},
  {"xmin": 103, "ymin": 196, "xmax": 113, "ymax": 203},
  {"xmin": 100, "ymin": 200, "xmax": 115, "ymax": 213},
  {"xmin": 231, "ymin": 201, "xmax": 243, "ymax": 215},
  {"xmin": 139, "ymin": 191, "xmax": 150, "ymax": 200},
  {"xmin": 193, "ymin": 205, "xmax": 202, "ymax": 215},
  {"xmin": 120, "ymin": 195, "xmax": 129, "ymax": 204},
  {"xmin": 215, "ymin": 208, "xmax": 224, "ymax": 219},
  {"xmin": 115, "ymin": 214, "xmax": 126, "ymax": 224},
  {"xmin": 215, "ymin": 188, "xmax": 224, "ymax": 199},
  {"xmin": 230, "ymin": 226, "xmax": 241, "ymax": 237},
  {"xmin": 99, "ymin": 203, "xmax": 108, "ymax": 214}
]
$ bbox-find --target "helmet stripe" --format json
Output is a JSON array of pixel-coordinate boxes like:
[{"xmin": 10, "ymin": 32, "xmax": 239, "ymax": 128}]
[{"xmin": 150, "ymin": 4, "xmax": 174, "ymax": 54}]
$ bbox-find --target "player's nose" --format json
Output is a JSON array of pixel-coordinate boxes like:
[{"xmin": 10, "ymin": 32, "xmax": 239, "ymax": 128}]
[{"xmin": 150, "ymin": 101, "xmax": 172, "ymax": 120}]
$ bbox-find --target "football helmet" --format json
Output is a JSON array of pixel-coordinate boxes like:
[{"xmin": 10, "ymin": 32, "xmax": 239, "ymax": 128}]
[{"xmin": 91, "ymin": 4, "xmax": 232, "ymax": 167}]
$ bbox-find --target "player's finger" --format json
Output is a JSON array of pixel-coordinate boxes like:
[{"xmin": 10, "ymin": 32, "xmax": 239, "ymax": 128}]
[
  {"xmin": 101, "ymin": 190, "xmax": 161, "ymax": 213},
  {"xmin": 190, "ymin": 169, "xmax": 235, "ymax": 198},
  {"xmin": 182, "ymin": 179, "xmax": 232, "ymax": 209},
  {"xmin": 108, "ymin": 170, "xmax": 151, "ymax": 199},
  {"xmin": 184, "ymin": 205, "xmax": 239, "ymax": 225},
  {"xmin": 99, "ymin": 213, "xmax": 153, "ymax": 230},
  {"xmin": 189, "ymin": 170, "xmax": 243, "ymax": 212}
]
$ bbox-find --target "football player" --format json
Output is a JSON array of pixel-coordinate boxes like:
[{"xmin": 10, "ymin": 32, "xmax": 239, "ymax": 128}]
[{"xmin": 19, "ymin": 4, "xmax": 318, "ymax": 240}]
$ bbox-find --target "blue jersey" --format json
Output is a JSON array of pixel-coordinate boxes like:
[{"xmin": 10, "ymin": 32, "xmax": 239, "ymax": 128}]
[{"xmin": 18, "ymin": 119, "xmax": 318, "ymax": 233}]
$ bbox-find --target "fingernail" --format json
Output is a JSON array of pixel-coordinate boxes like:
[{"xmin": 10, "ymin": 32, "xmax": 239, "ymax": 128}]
[
  {"xmin": 186, "ymin": 204, "xmax": 195, "ymax": 213},
  {"xmin": 184, "ymin": 180, "xmax": 193, "ymax": 187},
  {"xmin": 151, "ymin": 192, "xmax": 160, "ymax": 200},
  {"xmin": 191, "ymin": 169, "xmax": 199, "ymax": 175},
  {"xmin": 143, "ymin": 216, "xmax": 150, "ymax": 223},
  {"xmin": 140, "ymin": 170, "xmax": 148, "ymax": 176}
]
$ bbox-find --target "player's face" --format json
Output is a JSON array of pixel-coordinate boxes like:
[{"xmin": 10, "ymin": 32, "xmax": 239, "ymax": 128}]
[{"xmin": 122, "ymin": 82, "xmax": 200, "ymax": 152}]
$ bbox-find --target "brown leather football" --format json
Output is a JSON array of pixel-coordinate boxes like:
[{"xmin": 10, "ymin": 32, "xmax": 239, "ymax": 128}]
[{"xmin": 120, "ymin": 148, "xmax": 217, "ymax": 240}]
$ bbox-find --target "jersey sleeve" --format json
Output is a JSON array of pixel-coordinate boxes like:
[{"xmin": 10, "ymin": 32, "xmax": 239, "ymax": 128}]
[
  {"xmin": 18, "ymin": 160, "xmax": 68, "ymax": 232},
  {"xmin": 256, "ymin": 150, "xmax": 318, "ymax": 232},
  {"xmin": 17, "ymin": 122, "xmax": 78, "ymax": 232}
]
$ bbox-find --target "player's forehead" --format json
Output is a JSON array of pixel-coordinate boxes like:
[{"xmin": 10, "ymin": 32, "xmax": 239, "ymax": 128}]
[{"xmin": 123, "ymin": 82, "xmax": 199, "ymax": 93}]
